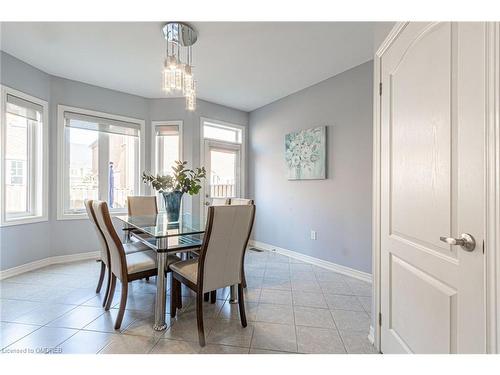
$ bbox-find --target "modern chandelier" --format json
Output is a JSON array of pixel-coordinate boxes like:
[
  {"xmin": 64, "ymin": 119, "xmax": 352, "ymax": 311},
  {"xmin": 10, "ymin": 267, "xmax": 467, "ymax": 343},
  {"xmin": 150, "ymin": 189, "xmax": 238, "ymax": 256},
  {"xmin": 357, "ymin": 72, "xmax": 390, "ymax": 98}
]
[{"xmin": 162, "ymin": 22, "xmax": 198, "ymax": 111}]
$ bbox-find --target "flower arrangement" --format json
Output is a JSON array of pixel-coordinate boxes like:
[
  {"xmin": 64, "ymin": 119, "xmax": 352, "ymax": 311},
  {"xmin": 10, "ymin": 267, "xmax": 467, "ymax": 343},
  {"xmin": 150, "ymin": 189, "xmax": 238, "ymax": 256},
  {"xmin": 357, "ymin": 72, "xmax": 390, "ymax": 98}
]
[
  {"xmin": 142, "ymin": 161, "xmax": 206, "ymax": 221},
  {"xmin": 142, "ymin": 161, "xmax": 206, "ymax": 195}
]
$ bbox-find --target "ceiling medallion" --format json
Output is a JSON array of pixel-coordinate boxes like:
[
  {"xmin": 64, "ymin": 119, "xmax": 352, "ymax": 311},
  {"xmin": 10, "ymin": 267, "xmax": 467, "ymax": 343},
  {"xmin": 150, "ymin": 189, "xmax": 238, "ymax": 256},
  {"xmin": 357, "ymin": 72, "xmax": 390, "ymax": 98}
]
[{"xmin": 162, "ymin": 22, "xmax": 198, "ymax": 111}]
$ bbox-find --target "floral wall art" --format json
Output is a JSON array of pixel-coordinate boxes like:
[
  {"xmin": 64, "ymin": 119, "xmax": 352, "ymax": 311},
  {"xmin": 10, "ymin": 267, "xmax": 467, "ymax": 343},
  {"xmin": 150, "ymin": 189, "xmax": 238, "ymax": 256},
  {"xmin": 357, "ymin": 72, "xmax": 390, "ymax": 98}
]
[{"xmin": 284, "ymin": 126, "xmax": 326, "ymax": 180}]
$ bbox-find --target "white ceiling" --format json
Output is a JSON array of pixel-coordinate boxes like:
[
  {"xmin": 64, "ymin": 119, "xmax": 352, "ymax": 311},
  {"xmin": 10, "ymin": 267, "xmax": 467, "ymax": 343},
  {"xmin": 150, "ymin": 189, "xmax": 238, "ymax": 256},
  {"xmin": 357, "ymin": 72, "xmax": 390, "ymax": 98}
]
[{"xmin": 0, "ymin": 22, "xmax": 376, "ymax": 112}]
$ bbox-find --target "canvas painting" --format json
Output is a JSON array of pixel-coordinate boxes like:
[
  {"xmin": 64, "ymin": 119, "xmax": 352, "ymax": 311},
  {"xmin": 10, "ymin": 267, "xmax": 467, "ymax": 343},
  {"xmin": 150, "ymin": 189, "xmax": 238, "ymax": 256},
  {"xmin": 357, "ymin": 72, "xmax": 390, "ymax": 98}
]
[{"xmin": 285, "ymin": 126, "xmax": 326, "ymax": 180}]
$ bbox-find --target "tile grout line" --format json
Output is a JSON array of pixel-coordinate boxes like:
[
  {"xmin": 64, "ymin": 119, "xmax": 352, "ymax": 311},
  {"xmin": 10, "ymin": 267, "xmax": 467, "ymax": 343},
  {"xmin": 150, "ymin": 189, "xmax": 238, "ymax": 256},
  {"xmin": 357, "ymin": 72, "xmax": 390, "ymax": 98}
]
[{"xmin": 314, "ymin": 264, "xmax": 349, "ymax": 354}]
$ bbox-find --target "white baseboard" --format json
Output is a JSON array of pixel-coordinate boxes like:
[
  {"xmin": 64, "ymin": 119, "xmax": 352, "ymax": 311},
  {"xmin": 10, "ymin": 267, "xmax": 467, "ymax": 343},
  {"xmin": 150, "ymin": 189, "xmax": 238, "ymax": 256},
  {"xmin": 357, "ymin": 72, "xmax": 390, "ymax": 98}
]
[
  {"xmin": 248, "ymin": 240, "xmax": 372, "ymax": 284},
  {"xmin": 0, "ymin": 251, "xmax": 100, "ymax": 280},
  {"xmin": 368, "ymin": 325, "xmax": 375, "ymax": 344}
]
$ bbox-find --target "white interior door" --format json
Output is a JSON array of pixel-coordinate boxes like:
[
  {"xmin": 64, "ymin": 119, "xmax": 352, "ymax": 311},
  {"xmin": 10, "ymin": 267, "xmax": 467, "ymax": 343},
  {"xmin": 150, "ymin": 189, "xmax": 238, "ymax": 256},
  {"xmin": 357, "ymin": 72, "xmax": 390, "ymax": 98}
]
[
  {"xmin": 380, "ymin": 22, "xmax": 486, "ymax": 353},
  {"xmin": 201, "ymin": 139, "xmax": 241, "ymax": 222}
]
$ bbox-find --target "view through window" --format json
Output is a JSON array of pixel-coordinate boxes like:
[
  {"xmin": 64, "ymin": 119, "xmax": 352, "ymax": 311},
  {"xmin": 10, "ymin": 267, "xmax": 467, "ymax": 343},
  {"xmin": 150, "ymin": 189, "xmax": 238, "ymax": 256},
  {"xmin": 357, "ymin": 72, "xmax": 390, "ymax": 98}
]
[
  {"xmin": 62, "ymin": 110, "xmax": 140, "ymax": 215},
  {"xmin": 3, "ymin": 93, "xmax": 45, "ymax": 221}
]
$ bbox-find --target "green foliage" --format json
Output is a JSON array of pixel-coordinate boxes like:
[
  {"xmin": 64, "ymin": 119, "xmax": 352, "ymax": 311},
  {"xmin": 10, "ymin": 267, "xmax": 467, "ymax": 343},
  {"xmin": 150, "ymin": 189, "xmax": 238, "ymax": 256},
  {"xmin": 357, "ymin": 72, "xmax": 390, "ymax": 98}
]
[{"xmin": 142, "ymin": 160, "xmax": 206, "ymax": 196}]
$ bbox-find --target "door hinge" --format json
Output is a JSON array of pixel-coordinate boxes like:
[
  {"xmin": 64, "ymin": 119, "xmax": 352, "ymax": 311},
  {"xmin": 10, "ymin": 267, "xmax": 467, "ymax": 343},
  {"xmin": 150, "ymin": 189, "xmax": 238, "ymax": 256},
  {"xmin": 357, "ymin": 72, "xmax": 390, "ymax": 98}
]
[
  {"xmin": 379, "ymin": 82, "xmax": 382, "ymax": 96},
  {"xmin": 379, "ymin": 312, "xmax": 382, "ymax": 326},
  {"xmin": 483, "ymin": 240, "xmax": 485, "ymax": 254}
]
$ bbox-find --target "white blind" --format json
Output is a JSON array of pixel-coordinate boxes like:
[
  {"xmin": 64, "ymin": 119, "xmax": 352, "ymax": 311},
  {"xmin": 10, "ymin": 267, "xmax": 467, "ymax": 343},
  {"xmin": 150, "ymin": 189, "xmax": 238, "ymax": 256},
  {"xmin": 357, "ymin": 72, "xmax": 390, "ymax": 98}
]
[
  {"xmin": 64, "ymin": 111, "xmax": 140, "ymax": 137},
  {"xmin": 155, "ymin": 124, "xmax": 179, "ymax": 136},
  {"xmin": 6, "ymin": 94, "xmax": 43, "ymax": 122}
]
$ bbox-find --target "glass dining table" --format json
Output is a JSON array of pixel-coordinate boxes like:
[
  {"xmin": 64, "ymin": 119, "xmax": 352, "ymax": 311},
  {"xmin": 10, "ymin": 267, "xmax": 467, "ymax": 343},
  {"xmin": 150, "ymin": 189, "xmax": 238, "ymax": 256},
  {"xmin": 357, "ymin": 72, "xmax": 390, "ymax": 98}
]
[{"xmin": 115, "ymin": 212, "xmax": 204, "ymax": 331}]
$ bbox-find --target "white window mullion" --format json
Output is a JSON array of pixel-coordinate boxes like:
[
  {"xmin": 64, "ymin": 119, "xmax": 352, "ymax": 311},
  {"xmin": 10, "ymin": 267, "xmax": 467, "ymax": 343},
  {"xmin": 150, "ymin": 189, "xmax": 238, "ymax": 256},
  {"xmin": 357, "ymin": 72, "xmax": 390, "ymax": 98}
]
[
  {"xmin": 27, "ymin": 120, "xmax": 35, "ymax": 216},
  {"xmin": 98, "ymin": 133, "xmax": 109, "ymax": 204}
]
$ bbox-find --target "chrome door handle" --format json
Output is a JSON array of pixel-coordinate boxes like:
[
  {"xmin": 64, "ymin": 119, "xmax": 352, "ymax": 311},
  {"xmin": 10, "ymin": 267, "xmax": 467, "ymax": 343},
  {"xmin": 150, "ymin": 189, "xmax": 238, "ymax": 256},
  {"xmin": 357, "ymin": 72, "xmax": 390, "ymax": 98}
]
[{"xmin": 440, "ymin": 233, "xmax": 476, "ymax": 252}]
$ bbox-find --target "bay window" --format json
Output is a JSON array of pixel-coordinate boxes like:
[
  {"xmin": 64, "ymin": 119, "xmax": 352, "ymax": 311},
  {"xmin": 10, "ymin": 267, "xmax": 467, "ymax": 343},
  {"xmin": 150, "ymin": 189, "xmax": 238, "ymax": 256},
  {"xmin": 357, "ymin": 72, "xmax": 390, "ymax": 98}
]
[
  {"xmin": 0, "ymin": 86, "xmax": 48, "ymax": 226},
  {"xmin": 58, "ymin": 106, "xmax": 144, "ymax": 219}
]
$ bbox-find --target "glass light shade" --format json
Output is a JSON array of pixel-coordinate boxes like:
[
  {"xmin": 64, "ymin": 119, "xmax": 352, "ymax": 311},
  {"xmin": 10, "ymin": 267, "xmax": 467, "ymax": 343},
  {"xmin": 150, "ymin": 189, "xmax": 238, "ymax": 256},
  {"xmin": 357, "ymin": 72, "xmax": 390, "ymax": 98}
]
[
  {"xmin": 183, "ymin": 65, "xmax": 194, "ymax": 96},
  {"xmin": 185, "ymin": 81, "xmax": 196, "ymax": 111},
  {"xmin": 163, "ymin": 68, "xmax": 177, "ymax": 91},
  {"xmin": 167, "ymin": 55, "xmax": 177, "ymax": 70},
  {"xmin": 175, "ymin": 65, "xmax": 184, "ymax": 91}
]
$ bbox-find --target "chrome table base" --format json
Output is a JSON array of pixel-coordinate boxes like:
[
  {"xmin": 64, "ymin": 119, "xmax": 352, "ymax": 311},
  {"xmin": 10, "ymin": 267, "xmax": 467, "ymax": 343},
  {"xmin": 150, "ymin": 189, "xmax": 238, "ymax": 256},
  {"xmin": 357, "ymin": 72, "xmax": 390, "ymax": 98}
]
[{"xmin": 154, "ymin": 241, "xmax": 168, "ymax": 331}]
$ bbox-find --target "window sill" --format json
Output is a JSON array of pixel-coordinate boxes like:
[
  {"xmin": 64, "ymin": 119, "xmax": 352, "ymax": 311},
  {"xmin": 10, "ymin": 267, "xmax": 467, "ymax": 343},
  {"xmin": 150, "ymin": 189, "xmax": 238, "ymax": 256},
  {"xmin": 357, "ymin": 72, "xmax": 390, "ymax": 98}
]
[{"xmin": 0, "ymin": 215, "xmax": 48, "ymax": 227}]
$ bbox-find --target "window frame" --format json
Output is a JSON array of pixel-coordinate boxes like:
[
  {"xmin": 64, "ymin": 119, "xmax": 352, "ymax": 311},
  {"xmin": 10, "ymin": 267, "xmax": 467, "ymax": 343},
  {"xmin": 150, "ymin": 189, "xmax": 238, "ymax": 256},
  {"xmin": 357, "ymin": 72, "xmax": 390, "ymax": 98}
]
[
  {"xmin": 0, "ymin": 85, "xmax": 49, "ymax": 227},
  {"xmin": 57, "ymin": 105, "xmax": 145, "ymax": 220}
]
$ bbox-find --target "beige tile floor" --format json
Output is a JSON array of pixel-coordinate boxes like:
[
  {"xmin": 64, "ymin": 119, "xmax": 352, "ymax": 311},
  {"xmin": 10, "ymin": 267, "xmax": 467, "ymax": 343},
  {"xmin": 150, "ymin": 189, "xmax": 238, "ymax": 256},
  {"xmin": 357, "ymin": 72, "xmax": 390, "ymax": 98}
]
[{"xmin": 0, "ymin": 250, "xmax": 377, "ymax": 354}]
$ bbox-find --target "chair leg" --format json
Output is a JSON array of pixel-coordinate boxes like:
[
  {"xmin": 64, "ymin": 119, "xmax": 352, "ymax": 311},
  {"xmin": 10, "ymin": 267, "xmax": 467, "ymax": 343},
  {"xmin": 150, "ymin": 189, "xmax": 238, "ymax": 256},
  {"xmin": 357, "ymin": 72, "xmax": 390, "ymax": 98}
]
[
  {"xmin": 204, "ymin": 292, "xmax": 209, "ymax": 302},
  {"xmin": 196, "ymin": 291, "xmax": 206, "ymax": 347},
  {"xmin": 176, "ymin": 276, "xmax": 182, "ymax": 310},
  {"xmin": 241, "ymin": 263, "xmax": 247, "ymax": 289},
  {"xmin": 104, "ymin": 274, "xmax": 116, "ymax": 311},
  {"xmin": 102, "ymin": 266, "xmax": 111, "ymax": 307},
  {"xmin": 171, "ymin": 277, "xmax": 178, "ymax": 318},
  {"xmin": 237, "ymin": 283, "xmax": 247, "ymax": 327},
  {"xmin": 210, "ymin": 290, "xmax": 217, "ymax": 304},
  {"xmin": 114, "ymin": 281, "xmax": 128, "ymax": 330},
  {"xmin": 96, "ymin": 261, "xmax": 105, "ymax": 293}
]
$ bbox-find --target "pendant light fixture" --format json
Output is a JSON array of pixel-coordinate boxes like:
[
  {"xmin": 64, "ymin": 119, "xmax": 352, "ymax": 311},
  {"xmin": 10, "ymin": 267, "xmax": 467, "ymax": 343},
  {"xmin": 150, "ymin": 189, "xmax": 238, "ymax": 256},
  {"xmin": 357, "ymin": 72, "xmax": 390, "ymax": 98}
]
[{"xmin": 162, "ymin": 22, "xmax": 197, "ymax": 111}]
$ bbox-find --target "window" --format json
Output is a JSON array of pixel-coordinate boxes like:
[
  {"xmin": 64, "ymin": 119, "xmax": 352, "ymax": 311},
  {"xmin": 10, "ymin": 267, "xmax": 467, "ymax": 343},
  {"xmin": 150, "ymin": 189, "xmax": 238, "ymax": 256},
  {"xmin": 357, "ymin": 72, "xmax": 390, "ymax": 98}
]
[
  {"xmin": 203, "ymin": 120, "xmax": 242, "ymax": 144},
  {"xmin": 152, "ymin": 121, "xmax": 182, "ymax": 175},
  {"xmin": 0, "ymin": 86, "xmax": 48, "ymax": 225},
  {"xmin": 58, "ymin": 106, "xmax": 144, "ymax": 218}
]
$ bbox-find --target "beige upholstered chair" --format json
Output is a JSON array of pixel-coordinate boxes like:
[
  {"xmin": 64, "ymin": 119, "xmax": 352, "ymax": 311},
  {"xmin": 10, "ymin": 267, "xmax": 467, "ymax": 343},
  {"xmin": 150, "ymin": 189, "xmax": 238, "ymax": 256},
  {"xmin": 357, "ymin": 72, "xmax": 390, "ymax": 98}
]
[
  {"xmin": 127, "ymin": 196, "xmax": 158, "ymax": 216},
  {"xmin": 229, "ymin": 198, "xmax": 254, "ymax": 206},
  {"xmin": 85, "ymin": 200, "xmax": 149, "ymax": 308},
  {"xmin": 201, "ymin": 196, "xmax": 230, "ymax": 303},
  {"xmin": 170, "ymin": 204, "xmax": 256, "ymax": 346},
  {"xmin": 92, "ymin": 200, "xmax": 181, "ymax": 329},
  {"xmin": 211, "ymin": 197, "xmax": 230, "ymax": 205},
  {"xmin": 229, "ymin": 198, "xmax": 254, "ymax": 288},
  {"xmin": 126, "ymin": 196, "xmax": 158, "ymax": 246}
]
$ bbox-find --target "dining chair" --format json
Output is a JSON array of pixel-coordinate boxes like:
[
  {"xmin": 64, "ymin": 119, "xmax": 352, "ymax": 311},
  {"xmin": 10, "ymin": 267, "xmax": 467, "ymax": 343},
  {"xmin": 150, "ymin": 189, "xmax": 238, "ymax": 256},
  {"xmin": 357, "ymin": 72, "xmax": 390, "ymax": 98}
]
[
  {"xmin": 211, "ymin": 197, "xmax": 230, "ymax": 205},
  {"xmin": 229, "ymin": 198, "xmax": 254, "ymax": 205},
  {"xmin": 127, "ymin": 196, "xmax": 158, "ymax": 216},
  {"xmin": 229, "ymin": 198, "xmax": 254, "ymax": 289},
  {"xmin": 201, "ymin": 196, "xmax": 231, "ymax": 302},
  {"xmin": 92, "ymin": 200, "xmax": 182, "ymax": 329},
  {"xmin": 85, "ymin": 199, "xmax": 151, "ymax": 308},
  {"xmin": 170, "ymin": 204, "xmax": 256, "ymax": 346},
  {"xmin": 125, "ymin": 196, "xmax": 158, "ymax": 243},
  {"xmin": 202, "ymin": 197, "xmax": 254, "ymax": 302}
]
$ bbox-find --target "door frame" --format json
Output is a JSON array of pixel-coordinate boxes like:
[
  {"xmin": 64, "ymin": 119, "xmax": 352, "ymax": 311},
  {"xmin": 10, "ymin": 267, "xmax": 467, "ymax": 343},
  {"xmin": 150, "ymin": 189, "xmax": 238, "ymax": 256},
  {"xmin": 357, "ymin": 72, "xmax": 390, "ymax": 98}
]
[
  {"xmin": 199, "ymin": 116, "xmax": 246, "ymax": 222},
  {"xmin": 372, "ymin": 22, "xmax": 500, "ymax": 354}
]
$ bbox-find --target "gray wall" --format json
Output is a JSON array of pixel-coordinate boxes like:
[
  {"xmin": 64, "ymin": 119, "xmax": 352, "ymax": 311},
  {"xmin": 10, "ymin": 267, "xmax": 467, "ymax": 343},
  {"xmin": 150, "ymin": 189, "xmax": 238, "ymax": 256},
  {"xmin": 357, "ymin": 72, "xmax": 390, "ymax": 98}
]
[
  {"xmin": 248, "ymin": 61, "xmax": 373, "ymax": 273},
  {"xmin": 0, "ymin": 51, "xmax": 248, "ymax": 270}
]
